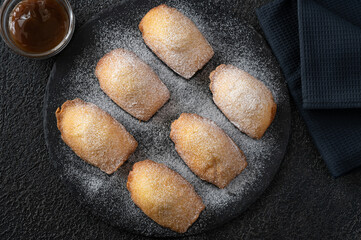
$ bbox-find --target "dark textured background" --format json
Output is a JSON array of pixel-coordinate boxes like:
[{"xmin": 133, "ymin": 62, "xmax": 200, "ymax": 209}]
[{"xmin": 1, "ymin": 0, "xmax": 361, "ymax": 239}]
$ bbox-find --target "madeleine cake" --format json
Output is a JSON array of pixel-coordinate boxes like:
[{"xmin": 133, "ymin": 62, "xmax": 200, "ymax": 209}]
[
  {"xmin": 210, "ymin": 64, "xmax": 277, "ymax": 139},
  {"xmin": 170, "ymin": 113, "xmax": 247, "ymax": 188},
  {"xmin": 95, "ymin": 48, "xmax": 170, "ymax": 121},
  {"xmin": 127, "ymin": 159, "xmax": 204, "ymax": 233},
  {"xmin": 56, "ymin": 98, "xmax": 138, "ymax": 174},
  {"xmin": 139, "ymin": 4, "xmax": 214, "ymax": 79}
]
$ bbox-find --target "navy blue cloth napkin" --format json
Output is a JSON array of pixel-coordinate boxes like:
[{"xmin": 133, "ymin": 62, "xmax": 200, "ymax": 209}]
[
  {"xmin": 299, "ymin": 0, "xmax": 361, "ymax": 109},
  {"xmin": 256, "ymin": 0, "xmax": 361, "ymax": 177}
]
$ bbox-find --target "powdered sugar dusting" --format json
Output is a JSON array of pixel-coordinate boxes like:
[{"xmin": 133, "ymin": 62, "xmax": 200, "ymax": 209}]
[{"xmin": 45, "ymin": 0, "xmax": 290, "ymax": 237}]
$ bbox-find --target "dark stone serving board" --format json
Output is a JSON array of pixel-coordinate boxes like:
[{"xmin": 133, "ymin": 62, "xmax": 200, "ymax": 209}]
[{"xmin": 43, "ymin": 0, "xmax": 290, "ymax": 237}]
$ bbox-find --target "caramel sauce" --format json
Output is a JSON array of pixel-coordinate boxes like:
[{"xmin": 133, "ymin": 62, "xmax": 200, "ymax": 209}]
[{"xmin": 9, "ymin": 0, "xmax": 69, "ymax": 53}]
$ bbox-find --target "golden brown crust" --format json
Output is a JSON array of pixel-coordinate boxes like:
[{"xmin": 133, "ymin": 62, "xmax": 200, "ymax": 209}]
[
  {"xmin": 209, "ymin": 64, "xmax": 277, "ymax": 139},
  {"xmin": 127, "ymin": 159, "xmax": 205, "ymax": 233},
  {"xmin": 95, "ymin": 48, "xmax": 170, "ymax": 121},
  {"xmin": 170, "ymin": 113, "xmax": 247, "ymax": 188},
  {"xmin": 139, "ymin": 4, "xmax": 214, "ymax": 79},
  {"xmin": 56, "ymin": 98, "xmax": 138, "ymax": 174}
]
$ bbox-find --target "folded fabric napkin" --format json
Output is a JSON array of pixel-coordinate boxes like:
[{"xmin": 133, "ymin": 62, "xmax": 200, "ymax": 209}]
[{"xmin": 256, "ymin": 0, "xmax": 361, "ymax": 177}]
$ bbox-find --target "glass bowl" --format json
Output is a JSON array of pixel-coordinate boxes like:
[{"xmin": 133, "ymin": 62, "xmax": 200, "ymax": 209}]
[{"xmin": 0, "ymin": 0, "xmax": 75, "ymax": 59}]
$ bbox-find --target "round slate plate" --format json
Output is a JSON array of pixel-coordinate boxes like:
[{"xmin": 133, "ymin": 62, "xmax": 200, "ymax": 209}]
[{"xmin": 43, "ymin": 0, "xmax": 291, "ymax": 237}]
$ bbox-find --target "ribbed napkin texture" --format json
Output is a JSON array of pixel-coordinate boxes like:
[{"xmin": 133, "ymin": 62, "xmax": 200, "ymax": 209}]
[{"xmin": 256, "ymin": 0, "xmax": 361, "ymax": 177}]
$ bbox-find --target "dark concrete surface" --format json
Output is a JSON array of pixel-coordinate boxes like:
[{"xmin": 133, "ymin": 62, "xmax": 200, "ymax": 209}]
[{"xmin": 1, "ymin": 0, "xmax": 361, "ymax": 239}]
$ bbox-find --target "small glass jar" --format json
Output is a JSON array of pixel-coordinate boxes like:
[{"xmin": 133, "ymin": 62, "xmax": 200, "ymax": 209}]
[{"xmin": 0, "ymin": 0, "xmax": 75, "ymax": 59}]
